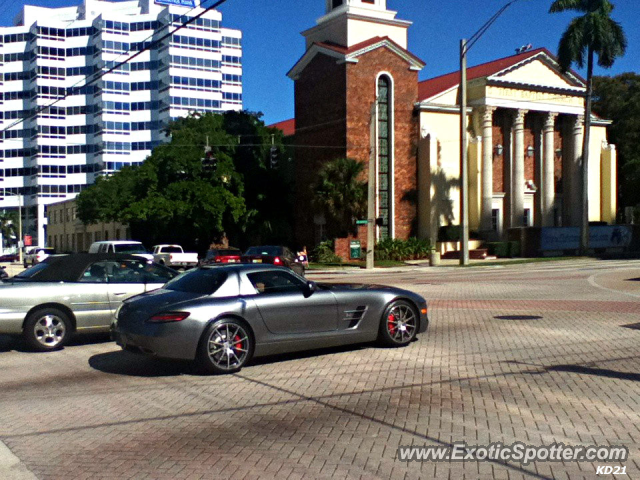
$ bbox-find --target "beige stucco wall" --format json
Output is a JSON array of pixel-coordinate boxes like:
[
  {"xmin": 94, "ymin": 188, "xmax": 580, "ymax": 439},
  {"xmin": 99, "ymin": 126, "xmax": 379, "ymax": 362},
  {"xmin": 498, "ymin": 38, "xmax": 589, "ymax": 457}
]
[{"xmin": 47, "ymin": 199, "xmax": 130, "ymax": 253}]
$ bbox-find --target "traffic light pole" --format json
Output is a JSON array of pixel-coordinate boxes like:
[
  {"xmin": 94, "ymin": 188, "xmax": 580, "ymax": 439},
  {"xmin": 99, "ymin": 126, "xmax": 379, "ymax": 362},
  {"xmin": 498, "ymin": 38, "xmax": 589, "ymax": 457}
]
[{"xmin": 459, "ymin": 39, "xmax": 469, "ymax": 266}]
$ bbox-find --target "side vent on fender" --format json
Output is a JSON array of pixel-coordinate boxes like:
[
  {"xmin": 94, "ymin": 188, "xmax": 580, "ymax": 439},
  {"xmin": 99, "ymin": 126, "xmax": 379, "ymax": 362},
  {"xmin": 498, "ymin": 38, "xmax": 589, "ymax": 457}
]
[{"xmin": 343, "ymin": 306, "xmax": 367, "ymax": 328}]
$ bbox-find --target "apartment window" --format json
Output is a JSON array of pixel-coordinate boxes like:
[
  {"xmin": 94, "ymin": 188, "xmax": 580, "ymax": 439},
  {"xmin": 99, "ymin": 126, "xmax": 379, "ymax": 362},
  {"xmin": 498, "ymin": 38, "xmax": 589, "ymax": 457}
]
[
  {"xmin": 523, "ymin": 208, "xmax": 531, "ymax": 227},
  {"xmin": 377, "ymin": 75, "xmax": 392, "ymax": 240}
]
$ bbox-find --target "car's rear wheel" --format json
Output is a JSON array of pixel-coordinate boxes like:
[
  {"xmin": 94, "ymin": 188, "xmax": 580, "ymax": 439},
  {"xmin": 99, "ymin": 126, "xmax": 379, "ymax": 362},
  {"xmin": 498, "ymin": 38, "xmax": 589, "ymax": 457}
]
[
  {"xmin": 197, "ymin": 318, "xmax": 254, "ymax": 374},
  {"xmin": 378, "ymin": 300, "xmax": 418, "ymax": 347},
  {"xmin": 24, "ymin": 308, "xmax": 72, "ymax": 352}
]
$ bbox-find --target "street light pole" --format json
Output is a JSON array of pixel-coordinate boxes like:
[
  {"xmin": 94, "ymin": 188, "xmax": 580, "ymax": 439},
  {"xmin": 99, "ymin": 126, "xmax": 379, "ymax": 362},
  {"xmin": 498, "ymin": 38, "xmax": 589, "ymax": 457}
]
[
  {"xmin": 459, "ymin": 39, "xmax": 469, "ymax": 266},
  {"xmin": 18, "ymin": 194, "xmax": 23, "ymax": 265},
  {"xmin": 458, "ymin": 0, "xmax": 519, "ymax": 267}
]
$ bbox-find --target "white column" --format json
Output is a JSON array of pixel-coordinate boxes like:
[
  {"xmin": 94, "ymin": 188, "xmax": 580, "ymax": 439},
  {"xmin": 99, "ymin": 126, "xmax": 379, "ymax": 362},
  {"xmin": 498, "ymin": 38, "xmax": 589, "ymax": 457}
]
[
  {"xmin": 542, "ymin": 112, "xmax": 558, "ymax": 227},
  {"xmin": 571, "ymin": 115, "xmax": 584, "ymax": 226},
  {"xmin": 480, "ymin": 106, "xmax": 496, "ymax": 233},
  {"xmin": 38, "ymin": 204, "xmax": 46, "ymax": 248},
  {"xmin": 513, "ymin": 109, "xmax": 527, "ymax": 227}
]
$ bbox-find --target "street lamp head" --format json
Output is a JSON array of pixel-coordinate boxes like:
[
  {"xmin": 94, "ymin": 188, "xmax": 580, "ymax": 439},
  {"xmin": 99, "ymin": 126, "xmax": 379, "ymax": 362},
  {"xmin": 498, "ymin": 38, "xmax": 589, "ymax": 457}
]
[
  {"xmin": 494, "ymin": 144, "xmax": 503, "ymax": 156},
  {"xmin": 526, "ymin": 145, "xmax": 534, "ymax": 157}
]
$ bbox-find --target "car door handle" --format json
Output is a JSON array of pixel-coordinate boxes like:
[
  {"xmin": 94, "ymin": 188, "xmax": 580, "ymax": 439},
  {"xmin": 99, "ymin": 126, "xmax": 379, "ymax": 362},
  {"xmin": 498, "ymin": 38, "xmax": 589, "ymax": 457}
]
[{"xmin": 113, "ymin": 292, "xmax": 128, "ymax": 296}]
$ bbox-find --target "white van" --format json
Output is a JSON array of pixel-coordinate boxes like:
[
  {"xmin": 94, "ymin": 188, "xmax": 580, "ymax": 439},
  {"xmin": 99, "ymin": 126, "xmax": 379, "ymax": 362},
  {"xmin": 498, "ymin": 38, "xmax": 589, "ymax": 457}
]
[{"xmin": 88, "ymin": 241, "xmax": 154, "ymax": 261}]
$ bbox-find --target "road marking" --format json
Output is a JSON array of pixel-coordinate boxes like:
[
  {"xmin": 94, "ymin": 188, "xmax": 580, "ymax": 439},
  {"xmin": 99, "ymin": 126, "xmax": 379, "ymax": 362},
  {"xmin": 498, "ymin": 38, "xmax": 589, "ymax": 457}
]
[{"xmin": 588, "ymin": 268, "xmax": 640, "ymax": 299}]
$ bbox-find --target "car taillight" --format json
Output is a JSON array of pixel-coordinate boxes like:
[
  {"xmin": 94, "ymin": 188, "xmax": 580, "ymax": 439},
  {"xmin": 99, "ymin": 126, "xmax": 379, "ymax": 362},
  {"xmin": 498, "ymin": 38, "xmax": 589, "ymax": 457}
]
[
  {"xmin": 274, "ymin": 257, "xmax": 282, "ymax": 265},
  {"xmin": 147, "ymin": 312, "xmax": 190, "ymax": 323}
]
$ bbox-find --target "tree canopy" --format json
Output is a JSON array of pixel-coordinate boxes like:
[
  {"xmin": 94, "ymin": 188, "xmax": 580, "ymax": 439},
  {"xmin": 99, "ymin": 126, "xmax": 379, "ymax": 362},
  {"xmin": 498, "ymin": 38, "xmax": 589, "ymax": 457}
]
[
  {"xmin": 593, "ymin": 73, "xmax": 640, "ymax": 209},
  {"xmin": 312, "ymin": 157, "xmax": 367, "ymax": 239},
  {"xmin": 76, "ymin": 111, "xmax": 290, "ymax": 252}
]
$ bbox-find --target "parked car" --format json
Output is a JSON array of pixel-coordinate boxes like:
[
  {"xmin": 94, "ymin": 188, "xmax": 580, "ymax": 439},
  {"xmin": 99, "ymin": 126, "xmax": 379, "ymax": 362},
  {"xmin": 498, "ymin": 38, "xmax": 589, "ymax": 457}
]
[
  {"xmin": 0, "ymin": 266, "xmax": 8, "ymax": 281},
  {"xmin": 23, "ymin": 247, "xmax": 56, "ymax": 268},
  {"xmin": 152, "ymin": 244, "xmax": 199, "ymax": 269},
  {"xmin": 88, "ymin": 241, "xmax": 153, "ymax": 261},
  {"xmin": 242, "ymin": 245, "xmax": 305, "ymax": 276},
  {"xmin": 0, "ymin": 253, "xmax": 178, "ymax": 351},
  {"xmin": 113, "ymin": 264, "xmax": 429, "ymax": 374},
  {"xmin": 0, "ymin": 253, "xmax": 19, "ymax": 263},
  {"xmin": 201, "ymin": 247, "xmax": 242, "ymax": 265}
]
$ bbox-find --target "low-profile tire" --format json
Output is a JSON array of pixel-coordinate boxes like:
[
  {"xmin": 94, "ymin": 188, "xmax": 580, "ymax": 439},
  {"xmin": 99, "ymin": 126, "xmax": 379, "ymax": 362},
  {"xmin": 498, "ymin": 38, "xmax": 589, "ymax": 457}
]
[
  {"xmin": 291, "ymin": 264, "xmax": 305, "ymax": 277},
  {"xmin": 196, "ymin": 318, "xmax": 254, "ymax": 374},
  {"xmin": 377, "ymin": 300, "xmax": 419, "ymax": 347},
  {"xmin": 23, "ymin": 307, "xmax": 72, "ymax": 352}
]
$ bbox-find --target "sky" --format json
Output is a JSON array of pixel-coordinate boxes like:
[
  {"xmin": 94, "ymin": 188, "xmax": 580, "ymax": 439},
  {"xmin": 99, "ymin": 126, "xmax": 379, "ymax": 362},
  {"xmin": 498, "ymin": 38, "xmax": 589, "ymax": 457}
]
[{"xmin": 1, "ymin": 0, "xmax": 638, "ymax": 126}]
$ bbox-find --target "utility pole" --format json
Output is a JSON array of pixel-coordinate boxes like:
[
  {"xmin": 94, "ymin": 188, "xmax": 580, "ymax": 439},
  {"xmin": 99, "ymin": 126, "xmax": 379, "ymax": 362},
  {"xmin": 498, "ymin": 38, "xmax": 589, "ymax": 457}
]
[
  {"xmin": 459, "ymin": 38, "xmax": 469, "ymax": 266},
  {"xmin": 458, "ymin": 0, "xmax": 519, "ymax": 267},
  {"xmin": 366, "ymin": 99, "xmax": 377, "ymax": 269},
  {"xmin": 17, "ymin": 194, "xmax": 23, "ymax": 265}
]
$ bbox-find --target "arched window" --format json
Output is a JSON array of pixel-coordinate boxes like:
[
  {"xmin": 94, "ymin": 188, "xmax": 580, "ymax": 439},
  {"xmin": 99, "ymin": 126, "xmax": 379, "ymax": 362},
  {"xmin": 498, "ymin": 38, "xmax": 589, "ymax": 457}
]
[{"xmin": 377, "ymin": 75, "xmax": 392, "ymax": 239}]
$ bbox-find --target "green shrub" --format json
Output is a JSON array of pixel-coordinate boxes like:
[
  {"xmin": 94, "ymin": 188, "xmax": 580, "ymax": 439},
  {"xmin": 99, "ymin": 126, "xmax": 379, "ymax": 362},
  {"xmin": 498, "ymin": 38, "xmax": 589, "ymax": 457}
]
[
  {"xmin": 311, "ymin": 240, "xmax": 342, "ymax": 263},
  {"xmin": 375, "ymin": 237, "xmax": 432, "ymax": 261},
  {"xmin": 486, "ymin": 242, "xmax": 509, "ymax": 258},
  {"xmin": 508, "ymin": 241, "xmax": 521, "ymax": 257},
  {"xmin": 438, "ymin": 225, "xmax": 462, "ymax": 242}
]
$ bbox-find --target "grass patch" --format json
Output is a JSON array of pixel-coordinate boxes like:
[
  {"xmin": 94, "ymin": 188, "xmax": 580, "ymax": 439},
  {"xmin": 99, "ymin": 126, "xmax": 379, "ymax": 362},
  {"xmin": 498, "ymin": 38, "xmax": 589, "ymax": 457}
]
[
  {"xmin": 308, "ymin": 259, "xmax": 407, "ymax": 270},
  {"xmin": 458, "ymin": 256, "xmax": 590, "ymax": 267}
]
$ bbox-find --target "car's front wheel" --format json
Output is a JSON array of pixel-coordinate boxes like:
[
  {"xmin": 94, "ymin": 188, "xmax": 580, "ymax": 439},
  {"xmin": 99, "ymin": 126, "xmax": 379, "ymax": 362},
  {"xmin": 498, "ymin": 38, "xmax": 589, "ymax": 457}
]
[
  {"xmin": 197, "ymin": 318, "xmax": 254, "ymax": 374},
  {"xmin": 378, "ymin": 300, "xmax": 419, "ymax": 347},
  {"xmin": 23, "ymin": 308, "xmax": 72, "ymax": 352}
]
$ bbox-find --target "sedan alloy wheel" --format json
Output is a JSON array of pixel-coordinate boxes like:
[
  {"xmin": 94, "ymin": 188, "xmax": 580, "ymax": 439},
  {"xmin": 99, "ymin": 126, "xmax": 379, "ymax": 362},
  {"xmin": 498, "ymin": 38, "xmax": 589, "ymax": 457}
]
[
  {"xmin": 198, "ymin": 319, "xmax": 253, "ymax": 374},
  {"xmin": 24, "ymin": 308, "xmax": 72, "ymax": 351},
  {"xmin": 378, "ymin": 300, "xmax": 418, "ymax": 347}
]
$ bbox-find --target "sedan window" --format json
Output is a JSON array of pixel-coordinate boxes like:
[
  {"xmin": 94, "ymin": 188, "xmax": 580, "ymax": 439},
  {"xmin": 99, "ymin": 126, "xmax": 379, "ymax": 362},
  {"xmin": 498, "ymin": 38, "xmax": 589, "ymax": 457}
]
[
  {"xmin": 110, "ymin": 260, "xmax": 177, "ymax": 284},
  {"xmin": 247, "ymin": 271, "xmax": 304, "ymax": 295},
  {"xmin": 79, "ymin": 262, "xmax": 109, "ymax": 283}
]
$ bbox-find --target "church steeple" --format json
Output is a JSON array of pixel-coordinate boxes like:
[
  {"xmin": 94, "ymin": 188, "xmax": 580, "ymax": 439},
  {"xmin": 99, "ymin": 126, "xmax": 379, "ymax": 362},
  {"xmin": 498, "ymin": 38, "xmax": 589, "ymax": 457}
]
[{"xmin": 304, "ymin": 0, "xmax": 412, "ymax": 50}]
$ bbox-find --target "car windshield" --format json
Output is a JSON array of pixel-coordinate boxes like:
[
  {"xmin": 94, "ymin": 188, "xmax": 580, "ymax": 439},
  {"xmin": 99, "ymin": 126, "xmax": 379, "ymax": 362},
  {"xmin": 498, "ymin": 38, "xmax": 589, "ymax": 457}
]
[
  {"xmin": 164, "ymin": 269, "xmax": 228, "ymax": 295},
  {"xmin": 38, "ymin": 248, "xmax": 55, "ymax": 254},
  {"xmin": 114, "ymin": 244, "xmax": 147, "ymax": 254},
  {"xmin": 15, "ymin": 262, "xmax": 49, "ymax": 279},
  {"xmin": 245, "ymin": 246, "xmax": 280, "ymax": 256}
]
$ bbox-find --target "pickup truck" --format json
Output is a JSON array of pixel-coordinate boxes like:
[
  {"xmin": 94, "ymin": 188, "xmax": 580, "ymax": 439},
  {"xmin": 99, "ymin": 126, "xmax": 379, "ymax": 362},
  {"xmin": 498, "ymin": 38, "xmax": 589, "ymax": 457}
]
[{"xmin": 151, "ymin": 245, "xmax": 199, "ymax": 269}]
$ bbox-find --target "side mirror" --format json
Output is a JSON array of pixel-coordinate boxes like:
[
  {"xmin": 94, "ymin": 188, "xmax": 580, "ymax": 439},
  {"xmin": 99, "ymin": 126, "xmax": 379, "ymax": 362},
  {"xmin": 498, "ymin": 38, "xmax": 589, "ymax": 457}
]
[{"xmin": 303, "ymin": 280, "xmax": 317, "ymax": 298}]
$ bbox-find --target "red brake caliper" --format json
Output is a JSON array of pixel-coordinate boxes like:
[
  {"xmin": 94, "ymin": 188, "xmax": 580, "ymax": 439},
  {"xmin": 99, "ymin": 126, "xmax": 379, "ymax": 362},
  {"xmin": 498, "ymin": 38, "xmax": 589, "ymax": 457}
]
[
  {"xmin": 388, "ymin": 314, "xmax": 396, "ymax": 334},
  {"xmin": 233, "ymin": 334, "xmax": 243, "ymax": 354}
]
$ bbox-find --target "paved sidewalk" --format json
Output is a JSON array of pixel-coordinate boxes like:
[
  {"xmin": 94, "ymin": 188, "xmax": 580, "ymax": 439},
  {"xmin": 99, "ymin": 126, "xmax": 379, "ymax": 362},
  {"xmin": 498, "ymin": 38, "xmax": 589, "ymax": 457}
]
[{"xmin": 0, "ymin": 259, "xmax": 639, "ymax": 479}]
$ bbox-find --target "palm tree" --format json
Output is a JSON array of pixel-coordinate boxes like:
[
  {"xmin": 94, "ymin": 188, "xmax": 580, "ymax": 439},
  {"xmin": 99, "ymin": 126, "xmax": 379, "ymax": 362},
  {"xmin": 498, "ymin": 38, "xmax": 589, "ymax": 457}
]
[
  {"xmin": 550, "ymin": 0, "xmax": 627, "ymax": 254},
  {"xmin": 312, "ymin": 157, "xmax": 368, "ymax": 239}
]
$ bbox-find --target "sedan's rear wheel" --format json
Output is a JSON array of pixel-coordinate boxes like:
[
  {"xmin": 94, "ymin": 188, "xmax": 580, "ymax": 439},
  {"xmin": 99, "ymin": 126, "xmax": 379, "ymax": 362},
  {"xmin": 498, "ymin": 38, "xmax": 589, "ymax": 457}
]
[
  {"xmin": 24, "ymin": 308, "xmax": 72, "ymax": 352},
  {"xmin": 378, "ymin": 300, "xmax": 418, "ymax": 347},
  {"xmin": 197, "ymin": 318, "xmax": 254, "ymax": 374}
]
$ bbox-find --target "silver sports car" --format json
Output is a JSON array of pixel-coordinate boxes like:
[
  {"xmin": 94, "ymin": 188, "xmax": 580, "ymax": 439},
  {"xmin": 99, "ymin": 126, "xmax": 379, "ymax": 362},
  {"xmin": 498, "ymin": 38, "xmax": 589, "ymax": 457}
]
[
  {"xmin": 113, "ymin": 264, "xmax": 429, "ymax": 374},
  {"xmin": 0, "ymin": 254, "xmax": 178, "ymax": 351}
]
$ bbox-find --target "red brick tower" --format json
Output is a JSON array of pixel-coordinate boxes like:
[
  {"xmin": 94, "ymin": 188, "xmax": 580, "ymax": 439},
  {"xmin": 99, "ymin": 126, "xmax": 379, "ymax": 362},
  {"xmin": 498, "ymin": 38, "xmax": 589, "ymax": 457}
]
[{"xmin": 289, "ymin": 0, "xmax": 425, "ymax": 248}]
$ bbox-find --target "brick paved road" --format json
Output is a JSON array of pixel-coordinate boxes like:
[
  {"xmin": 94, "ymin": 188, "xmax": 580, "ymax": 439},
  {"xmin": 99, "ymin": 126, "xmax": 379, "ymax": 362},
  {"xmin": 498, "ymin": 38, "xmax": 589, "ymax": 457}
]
[{"xmin": 0, "ymin": 259, "xmax": 639, "ymax": 479}]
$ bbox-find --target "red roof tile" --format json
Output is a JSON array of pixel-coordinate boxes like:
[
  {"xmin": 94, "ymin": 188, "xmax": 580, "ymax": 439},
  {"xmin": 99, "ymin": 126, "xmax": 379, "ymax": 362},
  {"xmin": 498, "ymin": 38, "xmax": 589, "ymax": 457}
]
[
  {"xmin": 268, "ymin": 118, "xmax": 295, "ymax": 136},
  {"xmin": 418, "ymin": 47, "xmax": 568, "ymax": 101}
]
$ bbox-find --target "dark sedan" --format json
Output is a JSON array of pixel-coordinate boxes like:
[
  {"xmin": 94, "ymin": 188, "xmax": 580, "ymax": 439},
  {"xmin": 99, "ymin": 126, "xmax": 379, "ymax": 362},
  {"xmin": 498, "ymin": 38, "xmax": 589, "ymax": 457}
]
[
  {"xmin": 113, "ymin": 264, "xmax": 429, "ymax": 374},
  {"xmin": 242, "ymin": 245, "xmax": 305, "ymax": 276},
  {"xmin": 0, "ymin": 254, "xmax": 178, "ymax": 351}
]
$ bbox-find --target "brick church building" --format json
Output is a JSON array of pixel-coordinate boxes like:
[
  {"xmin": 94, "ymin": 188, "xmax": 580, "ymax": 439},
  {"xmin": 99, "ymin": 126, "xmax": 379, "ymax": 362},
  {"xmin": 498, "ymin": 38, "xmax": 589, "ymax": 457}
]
[{"xmin": 275, "ymin": 0, "xmax": 617, "ymax": 252}]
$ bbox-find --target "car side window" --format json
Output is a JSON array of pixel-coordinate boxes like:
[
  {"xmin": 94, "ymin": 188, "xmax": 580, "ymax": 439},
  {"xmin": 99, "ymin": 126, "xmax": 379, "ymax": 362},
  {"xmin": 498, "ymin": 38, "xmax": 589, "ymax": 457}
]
[
  {"xmin": 247, "ymin": 271, "xmax": 305, "ymax": 295},
  {"xmin": 110, "ymin": 260, "xmax": 176, "ymax": 284},
  {"xmin": 79, "ymin": 261, "xmax": 109, "ymax": 283}
]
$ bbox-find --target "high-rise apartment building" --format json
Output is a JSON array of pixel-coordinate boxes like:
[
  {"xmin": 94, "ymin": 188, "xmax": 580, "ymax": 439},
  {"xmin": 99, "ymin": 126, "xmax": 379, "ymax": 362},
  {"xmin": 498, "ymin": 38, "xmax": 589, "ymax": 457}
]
[{"xmin": 0, "ymin": 0, "xmax": 242, "ymax": 246}]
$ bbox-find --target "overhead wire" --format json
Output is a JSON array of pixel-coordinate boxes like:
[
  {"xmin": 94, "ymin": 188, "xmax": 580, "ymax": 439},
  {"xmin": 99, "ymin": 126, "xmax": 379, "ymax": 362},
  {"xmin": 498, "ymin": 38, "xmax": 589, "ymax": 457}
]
[{"xmin": 1, "ymin": 0, "xmax": 228, "ymax": 133}]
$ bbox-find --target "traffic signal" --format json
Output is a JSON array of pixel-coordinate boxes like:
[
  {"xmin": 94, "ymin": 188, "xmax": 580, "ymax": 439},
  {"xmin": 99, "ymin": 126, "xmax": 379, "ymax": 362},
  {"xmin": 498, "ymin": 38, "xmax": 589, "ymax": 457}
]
[
  {"xmin": 269, "ymin": 146, "xmax": 278, "ymax": 169},
  {"xmin": 203, "ymin": 146, "xmax": 217, "ymax": 171}
]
